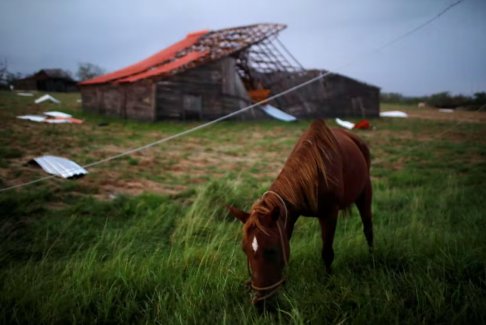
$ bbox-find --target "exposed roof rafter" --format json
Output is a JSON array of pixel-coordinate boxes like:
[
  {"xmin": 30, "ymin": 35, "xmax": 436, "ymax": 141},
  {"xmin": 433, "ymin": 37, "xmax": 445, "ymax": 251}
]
[{"xmin": 80, "ymin": 23, "xmax": 297, "ymax": 86}]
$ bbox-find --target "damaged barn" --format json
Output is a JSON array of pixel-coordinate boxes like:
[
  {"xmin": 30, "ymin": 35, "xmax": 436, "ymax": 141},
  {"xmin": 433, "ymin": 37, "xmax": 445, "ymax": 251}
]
[{"xmin": 79, "ymin": 23, "xmax": 380, "ymax": 121}]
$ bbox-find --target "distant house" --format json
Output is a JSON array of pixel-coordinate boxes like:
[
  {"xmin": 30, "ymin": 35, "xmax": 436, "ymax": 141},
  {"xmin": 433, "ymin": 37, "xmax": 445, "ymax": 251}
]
[
  {"xmin": 79, "ymin": 23, "xmax": 379, "ymax": 121},
  {"xmin": 16, "ymin": 69, "xmax": 77, "ymax": 92}
]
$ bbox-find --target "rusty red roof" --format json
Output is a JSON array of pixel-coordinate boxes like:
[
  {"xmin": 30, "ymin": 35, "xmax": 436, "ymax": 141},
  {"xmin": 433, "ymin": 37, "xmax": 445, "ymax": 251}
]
[
  {"xmin": 79, "ymin": 24, "xmax": 286, "ymax": 86},
  {"xmin": 117, "ymin": 50, "xmax": 209, "ymax": 83},
  {"xmin": 80, "ymin": 30, "xmax": 209, "ymax": 86}
]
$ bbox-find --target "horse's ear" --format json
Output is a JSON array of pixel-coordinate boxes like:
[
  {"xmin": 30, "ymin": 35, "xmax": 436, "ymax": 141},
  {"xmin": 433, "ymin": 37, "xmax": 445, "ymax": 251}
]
[{"xmin": 227, "ymin": 205, "xmax": 250, "ymax": 223}]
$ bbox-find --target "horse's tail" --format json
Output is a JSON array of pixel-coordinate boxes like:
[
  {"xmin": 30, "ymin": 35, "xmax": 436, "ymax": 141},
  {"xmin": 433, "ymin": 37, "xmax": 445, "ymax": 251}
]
[
  {"xmin": 340, "ymin": 131, "xmax": 371, "ymax": 219},
  {"xmin": 346, "ymin": 131, "xmax": 371, "ymax": 170}
]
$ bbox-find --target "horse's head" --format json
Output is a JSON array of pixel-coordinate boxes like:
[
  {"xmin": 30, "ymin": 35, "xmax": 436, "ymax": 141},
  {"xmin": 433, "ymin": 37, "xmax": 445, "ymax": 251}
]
[{"xmin": 228, "ymin": 194, "xmax": 289, "ymax": 306}]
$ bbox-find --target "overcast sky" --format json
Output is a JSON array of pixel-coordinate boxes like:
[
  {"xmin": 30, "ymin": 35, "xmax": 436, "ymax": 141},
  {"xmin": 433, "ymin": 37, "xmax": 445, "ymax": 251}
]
[{"xmin": 1, "ymin": 0, "xmax": 485, "ymax": 96}]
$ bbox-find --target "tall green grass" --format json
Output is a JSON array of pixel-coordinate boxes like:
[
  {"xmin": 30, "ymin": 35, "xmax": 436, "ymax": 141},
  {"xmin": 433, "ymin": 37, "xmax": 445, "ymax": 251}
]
[{"xmin": 1, "ymin": 171, "xmax": 484, "ymax": 324}]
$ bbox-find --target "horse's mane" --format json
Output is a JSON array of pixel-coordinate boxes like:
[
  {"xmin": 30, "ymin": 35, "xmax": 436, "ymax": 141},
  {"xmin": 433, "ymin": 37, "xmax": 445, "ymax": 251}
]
[
  {"xmin": 270, "ymin": 119, "xmax": 338, "ymax": 214},
  {"xmin": 243, "ymin": 194, "xmax": 283, "ymax": 236}
]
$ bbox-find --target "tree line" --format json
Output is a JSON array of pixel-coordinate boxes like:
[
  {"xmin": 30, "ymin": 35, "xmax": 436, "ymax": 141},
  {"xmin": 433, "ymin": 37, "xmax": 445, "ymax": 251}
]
[
  {"xmin": 381, "ymin": 91, "xmax": 486, "ymax": 109},
  {"xmin": 0, "ymin": 60, "xmax": 104, "ymax": 89}
]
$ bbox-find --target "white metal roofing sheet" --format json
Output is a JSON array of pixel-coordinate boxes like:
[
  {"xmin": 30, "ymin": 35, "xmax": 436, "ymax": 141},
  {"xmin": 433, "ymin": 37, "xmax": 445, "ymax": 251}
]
[{"xmin": 33, "ymin": 155, "xmax": 87, "ymax": 179}]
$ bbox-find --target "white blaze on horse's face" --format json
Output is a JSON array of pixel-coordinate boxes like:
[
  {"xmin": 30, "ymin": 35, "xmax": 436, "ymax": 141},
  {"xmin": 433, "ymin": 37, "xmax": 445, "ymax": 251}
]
[{"xmin": 252, "ymin": 236, "xmax": 259, "ymax": 253}]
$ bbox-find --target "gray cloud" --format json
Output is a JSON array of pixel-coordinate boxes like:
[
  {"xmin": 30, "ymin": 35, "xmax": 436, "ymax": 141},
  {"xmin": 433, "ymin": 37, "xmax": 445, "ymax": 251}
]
[{"xmin": 1, "ymin": 0, "xmax": 484, "ymax": 95}]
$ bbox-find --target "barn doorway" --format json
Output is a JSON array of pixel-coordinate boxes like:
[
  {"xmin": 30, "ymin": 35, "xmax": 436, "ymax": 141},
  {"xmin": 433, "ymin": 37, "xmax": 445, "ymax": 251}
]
[{"xmin": 183, "ymin": 94, "xmax": 203, "ymax": 120}]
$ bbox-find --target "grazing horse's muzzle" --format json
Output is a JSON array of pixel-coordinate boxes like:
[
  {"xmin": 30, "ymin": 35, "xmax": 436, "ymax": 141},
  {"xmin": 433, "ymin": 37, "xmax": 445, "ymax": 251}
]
[
  {"xmin": 234, "ymin": 190, "xmax": 290, "ymax": 306},
  {"xmin": 250, "ymin": 277, "xmax": 286, "ymax": 304}
]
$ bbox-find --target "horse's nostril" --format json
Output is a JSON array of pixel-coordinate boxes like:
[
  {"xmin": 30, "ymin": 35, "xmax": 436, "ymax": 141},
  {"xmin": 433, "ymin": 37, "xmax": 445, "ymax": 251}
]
[
  {"xmin": 252, "ymin": 297, "xmax": 265, "ymax": 309},
  {"xmin": 253, "ymin": 297, "xmax": 277, "ymax": 314},
  {"xmin": 252, "ymin": 290, "xmax": 267, "ymax": 304}
]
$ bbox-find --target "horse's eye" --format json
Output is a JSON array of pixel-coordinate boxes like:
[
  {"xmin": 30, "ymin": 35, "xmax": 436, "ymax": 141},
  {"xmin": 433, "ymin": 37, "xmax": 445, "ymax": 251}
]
[{"xmin": 263, "ymin": 249, "xmax": 278, "ymax": 260}]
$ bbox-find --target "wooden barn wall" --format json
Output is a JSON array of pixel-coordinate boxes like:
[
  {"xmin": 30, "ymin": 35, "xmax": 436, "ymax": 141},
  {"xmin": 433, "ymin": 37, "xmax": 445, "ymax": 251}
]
[
  {"xmin": 264, "ymin": 71, "xmax": 380, "ymax": 118},
  {"xmin": 80, "ymin": 81, "xmax": 156, "ymax": 121},
  {"xmin": 81, "ymin": 61, "xmax": 378, "ymax": 121},
  {"xmin": 14, "ymin": 78, "xmax": 37, "ymax": 91},
  {"xmin": 124, "ymin": 81, "xmax": 155, "ymax": 120},
  {"xmin": 155, "ymin": 57, "xmax": 264, "ymax": 121}
]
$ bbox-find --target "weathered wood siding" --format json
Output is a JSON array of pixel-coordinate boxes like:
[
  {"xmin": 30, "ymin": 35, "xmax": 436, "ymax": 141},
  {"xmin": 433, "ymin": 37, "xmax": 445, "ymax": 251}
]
[
  {"xmin": 155, "ymin": 57, "xmax": 264, "ymax": 120},
  {"xmin": 81, "ymin": 60, "xmax": 379, "ymax": 121},
  {"xmin": 263, "ymin": 70, "xmax": 380, "ymax": 118},
  {"xmin": 80, "ymin": 80, "xmax": 156, "ymax": 121}
]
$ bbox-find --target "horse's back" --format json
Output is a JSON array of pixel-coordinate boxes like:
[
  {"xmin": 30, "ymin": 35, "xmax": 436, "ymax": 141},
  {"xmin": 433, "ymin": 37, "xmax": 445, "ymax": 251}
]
[
  {"xmin": 273, "ymin": 120, "xmax": 371, "ymax": 213},
  {"xmin": 307, "ymin": 120, "xmax": 369, "ymax": 171},
  {"xmin": 333, "ymin": 128, "xmax": 370, "ymax": 169}
]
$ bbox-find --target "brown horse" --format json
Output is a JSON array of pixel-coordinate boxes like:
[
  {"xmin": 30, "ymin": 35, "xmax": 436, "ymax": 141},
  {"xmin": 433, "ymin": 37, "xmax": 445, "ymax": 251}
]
[{"xmin": 228, "ymin": 119, "xmax": 373, "ymax": 306}]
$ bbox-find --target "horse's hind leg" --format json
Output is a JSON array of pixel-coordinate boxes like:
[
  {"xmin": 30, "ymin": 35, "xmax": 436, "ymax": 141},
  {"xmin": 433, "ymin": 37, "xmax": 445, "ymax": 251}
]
[
  {"xmin": 318, "ymin": 208, "xmax": 338, "ymax": 273},
  {"xmin": 356, "ymin": 179, "xmax": 373, "ymax": 251}
]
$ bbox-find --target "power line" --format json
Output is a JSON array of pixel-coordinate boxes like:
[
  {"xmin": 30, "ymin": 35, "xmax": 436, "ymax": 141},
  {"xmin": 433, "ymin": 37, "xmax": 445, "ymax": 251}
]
[{"xmin": 375, "ymin": 0, "xmax": 465, "ymax": 52}]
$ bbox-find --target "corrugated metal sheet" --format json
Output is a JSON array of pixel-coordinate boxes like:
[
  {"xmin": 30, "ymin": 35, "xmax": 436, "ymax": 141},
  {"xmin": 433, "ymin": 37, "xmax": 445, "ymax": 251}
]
[
  {"xmin": 17, "ymin": 115, "xmax": 46, "ymax": 122},
  {"xmin": 35, "ymin": 94, "xmax": 61, "ymax": 104},
  {"xmin": 119, "ymin": 51, "xmax": 209, "ymax": 83},
  {"xmin": 335, "ymin": 118, "xmax": 355, "ymax": 129},
  {"xmin": 380, "ymin": 111, "xmax": 408, "ymax": 118},
  {"xmin": 261, "ymin": 105, "xmax": 297, "ymax": 122},
  {"xmin": 33, "ymin": 155, "xmax": 87, "ymax": 178},
  {"xmin": 44, "ymin": 111, "xmax": 71, "ymax": 118},
  {"xmin": 18, "ymin": 111, "xmax": 83, "ymax": 124},
  {"xmin": 79, "ymin": 30, "xmax": 209, "ymax": 86}
]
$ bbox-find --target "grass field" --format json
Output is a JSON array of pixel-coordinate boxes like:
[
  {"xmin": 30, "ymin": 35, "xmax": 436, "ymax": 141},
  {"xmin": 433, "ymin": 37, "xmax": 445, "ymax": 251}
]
[{"xmin": 0, "ymin": 91, "xmax": 485, "ymax": 324}]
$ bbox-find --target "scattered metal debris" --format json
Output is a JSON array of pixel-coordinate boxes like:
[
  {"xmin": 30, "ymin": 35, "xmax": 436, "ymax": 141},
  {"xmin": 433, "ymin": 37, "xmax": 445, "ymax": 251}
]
[
  {"xmin": 438, "ymin": 108, "xmax": 454, "ymax": 113},
  {"xmin": 35, "ymin": 94, "xmax": 61, "ymax": 104},
  {"xmin": 380, "ymin": 111, "xmax": 408, "ymax": 118},
  {"xmin": 31, "ymin": 155, "xmax": 87, "ymax": 179},
  {"xmin": 44, "ymin": 119, "xmax": 71, "ymax": 124},
  {"xmin": 44, "ymin": 111, "xmax": 71, "ymax": 118},
  {"xmin": 335, "ymin": 118, "xmax": 355, "ymax": 129},
  {"xmin": 17, "ymin": 92, "xmax": 34, "ymax": 97},
  {"xmin": 17, "ymin": 115, "xmax": 47, "ymax": 123},
  {"xmin": 335, "ymin": 118, "xmax": 371, "ymax": 130},
  {"xmin": 261, "ymin": 105, "xmax": 296, "ymax": 122},
  {"xmin": 45, "ymin": 111, "xmax": 83, "ymax": 124},
  {"xmin": 17, "ymin": 111, "xmax": 83, "ymax": 124}
]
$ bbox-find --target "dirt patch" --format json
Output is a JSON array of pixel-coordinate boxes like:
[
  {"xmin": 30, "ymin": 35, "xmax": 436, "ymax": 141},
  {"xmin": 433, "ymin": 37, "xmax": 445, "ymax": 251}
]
[
  {"xmin": 93, "ymin": 178, "xmax": 186, "ymax": 200},
  {"xmin": 3, "ymin": 94, "xmax": 485, "ymax": 200},
  {"xmin": 407, "ymin": 108, "xmax": 486, "ymax": 123}
]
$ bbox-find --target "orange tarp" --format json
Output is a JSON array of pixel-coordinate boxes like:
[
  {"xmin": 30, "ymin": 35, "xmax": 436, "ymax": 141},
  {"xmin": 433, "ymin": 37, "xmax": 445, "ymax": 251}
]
[{"xmin": 248, "ymin": 89, "xmax": 271, "ymax": 103}]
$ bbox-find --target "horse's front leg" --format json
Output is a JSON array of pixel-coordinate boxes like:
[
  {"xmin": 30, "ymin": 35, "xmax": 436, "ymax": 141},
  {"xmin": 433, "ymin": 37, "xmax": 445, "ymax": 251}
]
[{"xmin": 318, "ymin": 208, "xmax": 339, "ymax": 273}]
